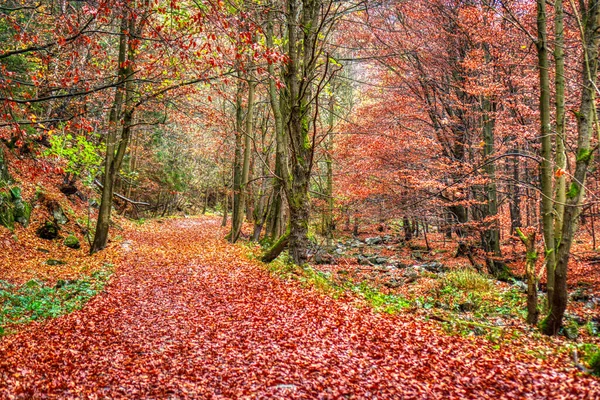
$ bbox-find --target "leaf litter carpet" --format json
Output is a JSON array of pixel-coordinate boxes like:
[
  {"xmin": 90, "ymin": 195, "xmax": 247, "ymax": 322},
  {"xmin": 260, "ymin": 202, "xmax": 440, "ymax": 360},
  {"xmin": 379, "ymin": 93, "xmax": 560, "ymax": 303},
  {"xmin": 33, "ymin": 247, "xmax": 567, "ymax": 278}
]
[{"xmin": 1, "ymin": 218, "xmax": 598, "ymax": 399}]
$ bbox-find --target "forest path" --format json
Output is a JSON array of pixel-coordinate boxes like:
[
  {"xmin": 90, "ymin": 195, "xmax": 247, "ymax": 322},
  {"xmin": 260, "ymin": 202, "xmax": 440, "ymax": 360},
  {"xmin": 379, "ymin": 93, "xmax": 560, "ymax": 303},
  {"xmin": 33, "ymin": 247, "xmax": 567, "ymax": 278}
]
[{"xmin": 0, "ymin": 217, "xmax": 598, "ymax": 399}]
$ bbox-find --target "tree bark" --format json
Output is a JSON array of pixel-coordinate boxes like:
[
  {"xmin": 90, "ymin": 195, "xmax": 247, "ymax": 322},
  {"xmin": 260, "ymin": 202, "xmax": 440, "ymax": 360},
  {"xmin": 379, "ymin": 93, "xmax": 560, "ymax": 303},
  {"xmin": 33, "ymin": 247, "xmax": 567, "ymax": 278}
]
[
  {"xmin": 517, "ymin": 228, "xmax": 539, "ymax": 325},
  {"xmin": 543, "ymin": 0, "xmax": 600, "ymax": 335},
  {"xmin": 91, "ymin": 10, "xmax": 136, "ymax": 254},
  {"xmin": 536, "ymin": 0, "xmax": 557, "ymax": 307}
]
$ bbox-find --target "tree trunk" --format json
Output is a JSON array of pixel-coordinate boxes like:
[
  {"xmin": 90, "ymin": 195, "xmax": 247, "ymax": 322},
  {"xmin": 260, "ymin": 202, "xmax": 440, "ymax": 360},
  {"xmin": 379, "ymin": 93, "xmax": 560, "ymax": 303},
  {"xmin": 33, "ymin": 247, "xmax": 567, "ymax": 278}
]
[
  {"xmin": 265, "ymin": 1, "xmax": 287, "ymax": 243},
  {"xmin": 517, "ymin": 228, "xmax": 539, "ymax": 325},
  {"xmin": 91, "ymin": 11, "xmax": 136, "ymax": 254},
  {"xmin": 480, "ymin": 94, "xmax": 509, "ymax": 279},
  {"xmin": 536, "ymin": 0, "xmax": 557, "ymax": 311},
  {"xmin": 280, "ymin": 0, "xmax": 324, "ymax": 264},
  {"xmin": 324, "ymin": 92, "xmax": 335, "ymax": 249},
  {"xmin": 229, "ymin": 78, "xmax": 245, "ymax": 242},
  {"xmin": 543, "ymin": 0, "xmax": 600, "ymax": 335}
]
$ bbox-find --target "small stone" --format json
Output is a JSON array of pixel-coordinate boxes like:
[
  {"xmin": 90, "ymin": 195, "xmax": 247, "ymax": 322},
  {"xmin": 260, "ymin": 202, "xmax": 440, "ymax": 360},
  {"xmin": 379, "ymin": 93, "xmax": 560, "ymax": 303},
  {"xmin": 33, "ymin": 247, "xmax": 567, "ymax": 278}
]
[
  {"xmin": 365, "ymin": 237, "xmax": 383, "ymax": 245},
  {"xmin": 384, "ymin": 279, "xmax": 401, "ymax": 289},
  {"xmin": 64, "ymin": 235, "xmax": 81, "ymax": 249},
  {"xmin": 512, "ymin": 280, "xmax": 528, "ymax": 293},
  {"xmin": 418, "ymin": 262, "xmax": 445, "ymax": 273},
  {"xmin": 46, "ymin": 259, "xmax": 66, "ymax": 266},
  {"xmin": 459, "ymin": 301, "xmax": 476, "ymax": 312}
]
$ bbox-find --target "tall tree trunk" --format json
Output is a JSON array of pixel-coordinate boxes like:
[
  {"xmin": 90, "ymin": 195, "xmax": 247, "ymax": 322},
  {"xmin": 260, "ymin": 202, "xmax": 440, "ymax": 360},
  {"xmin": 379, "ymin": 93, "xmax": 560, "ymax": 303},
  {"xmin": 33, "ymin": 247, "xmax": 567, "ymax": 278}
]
[
  {"xmin": 91, "ymin": 11, "xmax": 136, "ymax": 254},
  {"xmin": 281, "ymin": 0, "xmax": 324, "ymax": 264},
  {"xmin": 543, "ymin": 0, "xmax": 600, "ymax": 335},
  {"xmin": 229, "ymin": 78, "xmax": 245, "ymax": 242},
  {"xmin": 552, "ymin": 0, "xmax": 566, "ymax": 310},
  {"xmin": 481, "ymin": 95, "xmax": 509, "ymax": 278},
  {"xmin": 265, "ymin": 1, "xmax": 287, "ymax": 242},
  {"xmin": 324, "ymin": 92, "xmax": 335, "ymax": 249},
  {"xmin": 536, "ymin": 0, "xmax": 556, "ymax": 307}
]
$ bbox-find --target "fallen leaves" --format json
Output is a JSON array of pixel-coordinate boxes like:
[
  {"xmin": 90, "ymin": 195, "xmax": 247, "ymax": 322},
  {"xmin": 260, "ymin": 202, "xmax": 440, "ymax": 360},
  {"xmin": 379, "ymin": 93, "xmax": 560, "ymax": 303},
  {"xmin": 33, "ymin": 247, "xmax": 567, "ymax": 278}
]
[{"xmin": 0, "ymin": 217, "xmax": 598, "ymax": 398}]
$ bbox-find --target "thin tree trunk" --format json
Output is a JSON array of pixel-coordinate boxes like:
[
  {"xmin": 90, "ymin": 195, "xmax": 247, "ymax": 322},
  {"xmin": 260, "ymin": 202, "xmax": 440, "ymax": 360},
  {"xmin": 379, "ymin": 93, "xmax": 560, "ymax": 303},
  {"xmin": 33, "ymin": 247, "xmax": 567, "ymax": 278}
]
[
  {"xmin": 91, "ymin": 11, "xmax": 136, "ymax": 254},
  {"xmin": 230, "ymin": 78, "xmax": 244, "ymax": 242},
  {"xmin": 536, "ymin": 0, "xmax": 557, "ymax": 307}
]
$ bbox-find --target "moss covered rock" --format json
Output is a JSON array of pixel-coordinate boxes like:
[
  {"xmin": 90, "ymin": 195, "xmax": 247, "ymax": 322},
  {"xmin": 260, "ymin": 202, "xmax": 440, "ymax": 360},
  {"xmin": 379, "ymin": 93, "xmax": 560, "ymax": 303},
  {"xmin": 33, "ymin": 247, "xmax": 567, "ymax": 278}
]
[
  {"xmin": 64, "ymin": 235, "xmax": 80, "ymax": 249},
  {"xmin": 37, "ymin": 221, "xmax": 59, "ymax": 240},
  {"xmin": 0, "ymin": 191, "xmax": 15, "ymax": 230}
]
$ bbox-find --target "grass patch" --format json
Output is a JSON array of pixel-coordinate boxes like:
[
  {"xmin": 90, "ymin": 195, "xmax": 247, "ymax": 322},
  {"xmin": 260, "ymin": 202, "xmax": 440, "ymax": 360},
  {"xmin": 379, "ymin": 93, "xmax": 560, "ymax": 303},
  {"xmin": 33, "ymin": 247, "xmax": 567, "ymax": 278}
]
[
  {"xmin": 0, "ymin": 264, "xmax": 113, "ymax": 335},
  {"xmin": 443, "ymin": 268, "xmax": 494, "ymax": 292},
  {"xmin": 352, "ymin": 282, "xmax": 410, "ymax": 313}
]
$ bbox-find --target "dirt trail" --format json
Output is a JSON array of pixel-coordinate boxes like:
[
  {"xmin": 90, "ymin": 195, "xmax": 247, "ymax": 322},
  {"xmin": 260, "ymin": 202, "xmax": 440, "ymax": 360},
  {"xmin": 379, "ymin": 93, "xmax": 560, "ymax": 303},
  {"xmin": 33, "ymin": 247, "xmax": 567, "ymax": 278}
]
[{"xmin": 1, "ymin": 217, "xmax": 598, "ymax": 399}]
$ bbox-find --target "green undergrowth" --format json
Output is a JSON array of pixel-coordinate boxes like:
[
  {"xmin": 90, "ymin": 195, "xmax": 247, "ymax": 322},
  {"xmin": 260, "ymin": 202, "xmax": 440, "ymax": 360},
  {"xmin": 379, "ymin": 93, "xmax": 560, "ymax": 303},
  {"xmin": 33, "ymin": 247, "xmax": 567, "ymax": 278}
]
[
  {"xmin": 0, "ymin": 264, "xmax": 113, "ymax": 335},
  {"xmin": 258, "ymin": 249, "xmax": 411, "ymax": 313}
]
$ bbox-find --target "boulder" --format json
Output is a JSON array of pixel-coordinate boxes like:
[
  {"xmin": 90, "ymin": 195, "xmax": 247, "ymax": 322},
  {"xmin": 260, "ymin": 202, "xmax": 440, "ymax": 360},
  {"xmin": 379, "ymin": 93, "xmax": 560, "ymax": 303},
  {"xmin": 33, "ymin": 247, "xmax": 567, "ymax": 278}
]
[
  {"xmin": 13, "ymin": 198, "xmax": 31, "ymax": 227},
  {"xmin": 357, "ymin": 254, "xmax": 372, "ymax": 265},
  {"xmin": 365, "ymin": 236, "xmax": 383, "ymax": 245},
  {"xmin": 563, "ymin": 323, "xmax": 579, "ymax": 340},
  {"xmin": 403, "ymin": 267, "xmax": 420, "ymax": 283},
  {"xmin": 417, "ymin": 262, "xmax": 446, "ymax": 273},
  {"xmin": 314, "ymin": 251, "xmax": 336, "ymax": 265},
  {"xmin": 0, "ymin": 193, "xmax": 15, "ymax": 230},
  {"xmin": 37, "ymin": 221, "xmax": 59, "ymax": 240},
  {"xmin": 64, "ymin": 235, "xmax": 81, "ymax": 249},
  {"xmin": 49, "ymin": 200, "xmax": 68, "ymax": 225},
  {"xmin": 384, "ymin": 279, "xmax": 401, "ymax": 289}
]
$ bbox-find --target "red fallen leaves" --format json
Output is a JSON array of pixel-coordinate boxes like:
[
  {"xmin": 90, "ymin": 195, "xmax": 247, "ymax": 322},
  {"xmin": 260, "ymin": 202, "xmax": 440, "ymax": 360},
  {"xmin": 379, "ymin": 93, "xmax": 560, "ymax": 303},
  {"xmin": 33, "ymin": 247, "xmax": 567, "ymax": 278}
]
[{"xmin": 1, "ymin": 217, "xmax": 599, "ymax": 399}]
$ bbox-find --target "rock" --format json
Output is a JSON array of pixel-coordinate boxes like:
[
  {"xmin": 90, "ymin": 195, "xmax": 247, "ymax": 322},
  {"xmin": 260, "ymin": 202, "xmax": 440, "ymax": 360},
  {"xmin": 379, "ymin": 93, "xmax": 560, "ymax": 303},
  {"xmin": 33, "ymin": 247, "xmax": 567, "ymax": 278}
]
[
  {"xmin": 64, "ymin": 235, "xmax": 81, "ymax": 249},
  {"xmin": 563, "ymin": 323, "xmax": 579, "ymax": 340},
  {"xmin": 314, "ymin": 251, "xmax": 336, "ymax": 265},
  {"xmin": 403, "ymin": 267, "xmax": 420, "ymax": 283},
  {"xmin": 512, "ymin": 280, "xmax": 528, "ymax": 293},
  {"xmin": 46, "ymin": 259, "xmax": 66, "ymax": 266},
  {"xmin": 384, "ymin": 279, "xmax": 401, "ymax": 289},
  {"xmin": 121, "ymin": 240, "xmax": 134, "ymax": 252},
  {"xmin": 571, "ymin": 289, "xmax": 591, "ymax": 302},
  {"xmin": 368, "ymin": 256, "xmax": 388, "ymax": 265},
  {"xmin": 13, "ymin": 198, "xmax": 31, "ymax": 227},
  {"xmin": 49, "ymin": 200, "xmax": 68, "ymax": 225},
  {"xmin": 357, "ymin": 254, "xmax": 372, "ymax": 265},
  {"xmin": 459, "ymin": 301, "xmax": 476, "ymax": 312},
  {"xmin": 365, "ymin": 236, "xmax": 383, "ymax": 245},
  {"xmin": 417, "ymin": 262, "xmax": 445, "ymax": 273},
  {"xmin": 0, "ymin": 193, "xmax": 15, "ymax": 230},
  {"xmin": 37, "ymin": 221, "xmax": 59, "ymax": 240}
]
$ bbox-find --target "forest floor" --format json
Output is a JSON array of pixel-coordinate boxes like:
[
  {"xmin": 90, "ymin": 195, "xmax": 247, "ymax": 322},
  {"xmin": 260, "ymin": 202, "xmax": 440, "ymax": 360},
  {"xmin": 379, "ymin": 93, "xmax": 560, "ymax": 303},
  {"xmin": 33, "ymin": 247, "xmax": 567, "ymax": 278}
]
[{"xmin": 1, "ymin": 216, "xmax": 599, "ymax": 398}]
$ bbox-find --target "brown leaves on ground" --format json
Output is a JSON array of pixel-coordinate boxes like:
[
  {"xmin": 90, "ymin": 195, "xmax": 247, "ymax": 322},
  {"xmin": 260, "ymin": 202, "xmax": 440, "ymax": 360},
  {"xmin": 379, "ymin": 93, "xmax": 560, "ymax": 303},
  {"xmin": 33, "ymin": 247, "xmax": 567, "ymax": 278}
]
[{"xmin": 1, "ymin": 217, "xmax": 599, "ymax": 399}]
